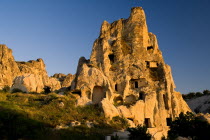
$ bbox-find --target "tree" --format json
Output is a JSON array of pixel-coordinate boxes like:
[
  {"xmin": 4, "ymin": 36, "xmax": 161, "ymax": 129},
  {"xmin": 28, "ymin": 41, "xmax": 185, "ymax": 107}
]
[
  {"xmin": 195, "ymin": 92, "xmax": 203, "ymax": 97},
  {"xmin": 43, "ymin": 86, "xmax": 51, "ymax": 94},
  {"xmin": 168, "ymin": 112, "xmax": 210, "ymax": 140},
  {"xmin": 127, "ymin": 125, "xmax": 151, "ymax": 140},
  {"xmin": 203, "ymin": 90, "xmax": 210, "ymax": 95}
]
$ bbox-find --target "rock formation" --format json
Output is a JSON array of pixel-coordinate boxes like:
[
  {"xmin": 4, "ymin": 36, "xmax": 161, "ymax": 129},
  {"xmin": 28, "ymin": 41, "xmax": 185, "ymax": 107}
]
[
  {"xmin": 187, "ymin": 95, "xmax": 210, "ymax": 113},
  {"xmin": 0, "ymin": 45, "xmax": 61, "ymax": 93},
  {"xmin": 72, "ymin": 7, "xmax": 191, "ymax": 139},
  {"xmin": 0, "ymin": 44, "xmax": 20, "ymax": 88},
  {"xmin": 0, "ymin": 7, "xmax": 192, "ymax": 140},
  {"xmin": 53, "ymin": 73, "xmax": 75, "ymax": 88}
]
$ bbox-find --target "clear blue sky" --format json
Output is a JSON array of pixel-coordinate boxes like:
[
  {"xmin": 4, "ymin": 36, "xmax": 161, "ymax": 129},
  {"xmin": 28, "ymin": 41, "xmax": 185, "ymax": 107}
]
[{"xmin": 0, "ymin": 0, "xmax": 209, "ymax": 94}]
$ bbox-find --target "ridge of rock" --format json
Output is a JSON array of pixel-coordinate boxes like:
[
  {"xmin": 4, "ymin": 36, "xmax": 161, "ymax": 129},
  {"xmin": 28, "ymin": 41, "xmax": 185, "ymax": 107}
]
[{"xmin": 0, "ymin": 45, "xmax": 61, "ymax": 93}]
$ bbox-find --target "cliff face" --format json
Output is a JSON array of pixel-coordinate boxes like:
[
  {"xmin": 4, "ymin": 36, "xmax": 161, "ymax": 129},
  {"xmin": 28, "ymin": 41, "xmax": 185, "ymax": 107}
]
[
  {"xmin": 0, "ymin": 45, "xmax": 20, "ymax": 88},
  {"xmin": 0, "ymin": 45, "xmax": 61, "ymax": 93},
  {"xmin": 72, "ymin": 7, "xmax": 191, "ymax": 139}
]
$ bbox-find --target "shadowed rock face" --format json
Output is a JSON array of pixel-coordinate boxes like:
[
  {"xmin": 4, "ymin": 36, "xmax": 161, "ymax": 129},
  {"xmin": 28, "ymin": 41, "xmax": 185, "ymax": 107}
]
[{"xmin": 73, "ymin": 7, "xmax": 191, "ymax": 139}]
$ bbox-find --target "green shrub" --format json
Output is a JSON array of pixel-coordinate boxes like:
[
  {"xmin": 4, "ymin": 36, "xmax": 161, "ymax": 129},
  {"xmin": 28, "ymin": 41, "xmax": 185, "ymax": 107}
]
[
  {"xmin": 110, "ymin": 116, "xmax": 129, "ymax": 130},
  {"xmin": 168, "ymin": 111, "xmax": 210, "ymax": 140},
  {"xmin": 127, "ymin": 125, "xmax": 151, "ymax": 140},
  {"xmin": 43, "ymin": 86, "xmax": 51, "ymax": 94},
  {"xmin": 11, "ymin": 88, "xmax": 24, "ymax": 93},
  {"xmin": 0, "ymin": 86, "xmax": 10, "ymax": 93},
  {"xmin": 203, "ymin": 90, "xmax": 210, "ymax": 95}
]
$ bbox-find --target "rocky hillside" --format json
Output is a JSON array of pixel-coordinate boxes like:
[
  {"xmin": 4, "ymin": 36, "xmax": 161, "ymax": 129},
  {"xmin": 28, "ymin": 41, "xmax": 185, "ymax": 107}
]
[
  {"xmin": 187, "ymin": 95, "xmax": 210, "ymax": 113},
  {"xmin": 0, "ymin": 7, "xmax": 192, "ymax": 140},
  {"xmin": 0, "ymin": 44, "xmax": 73, "ymax": 93}
]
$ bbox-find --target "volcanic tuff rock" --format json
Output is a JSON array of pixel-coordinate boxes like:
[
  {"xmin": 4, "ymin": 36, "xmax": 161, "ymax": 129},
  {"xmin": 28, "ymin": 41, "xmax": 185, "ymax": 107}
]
[
  {"xmin": 0, "ymin": 7, "xmax": 192, "ymax": 140},
  {"xmin": 72, "ymin": 7, "xmax": 191, "ymax": 139},
  {"xmin": 53, "ymin": 73, "xmax": 75, "ymax": 88},
  {"xmin": 0, "ymin": 45, "xmax": 61, "ymax": 92},
  {"xmin": 0, "ymin": 44, "xmax": 20, "ymax": 88}
]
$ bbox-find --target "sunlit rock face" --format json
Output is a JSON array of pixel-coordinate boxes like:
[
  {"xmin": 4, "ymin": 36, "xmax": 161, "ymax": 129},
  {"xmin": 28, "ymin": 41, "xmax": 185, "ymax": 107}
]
[
  {"xmin": 52, "ymin": 73, "xmax": 75, "ymax": 88},
  {"xmin": 12, "ymin": 59, "xmax": 61, "ymax": 93},
  {"xmin": 0, "ymin": 44, "xmax": 21, "ymax": 88},
  {"xmin": 0, "ymin": 45, "xmax": 61, "ymax": 93},
  {"xmin": 73, "ymin": 7, "xmax": 191, "ymax": 139}
]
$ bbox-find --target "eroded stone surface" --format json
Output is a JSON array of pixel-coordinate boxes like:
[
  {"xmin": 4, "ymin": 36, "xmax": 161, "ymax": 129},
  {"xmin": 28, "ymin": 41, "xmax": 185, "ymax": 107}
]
[
  {"xmin": 72, "ymin": 7, "xmax": 191, "ymax": 139},
  {"xmin": 0, "ymin": 45, "xmax": 61, "ymax": 92},
  {"xmin": 0, "ymin": 7, "xmax": 191, "ymax": 140},
  {"xmin": 0, "ymin": 44, "xmax": 20, "ymax": 88}
]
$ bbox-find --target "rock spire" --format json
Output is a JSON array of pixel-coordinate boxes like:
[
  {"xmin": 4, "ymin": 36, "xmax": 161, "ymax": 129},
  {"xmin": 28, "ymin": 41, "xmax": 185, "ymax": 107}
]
[{"xmin": 72, "ymin": 7, "xmax": 191, "ymax": 139}]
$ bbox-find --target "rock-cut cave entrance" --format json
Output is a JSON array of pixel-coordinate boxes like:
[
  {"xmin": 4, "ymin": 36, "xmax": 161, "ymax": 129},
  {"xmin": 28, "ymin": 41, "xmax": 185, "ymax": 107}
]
[
  {"xmin": 108, "ymin": 54, "xmax": 115, "ymax": 64},
  {"xmin": 144, "ymin": 118, "xmax": 151, "ymax": 128},
  {"xmin": 92, "ymin": 86, "xmax": 106, "ymax": 104}
]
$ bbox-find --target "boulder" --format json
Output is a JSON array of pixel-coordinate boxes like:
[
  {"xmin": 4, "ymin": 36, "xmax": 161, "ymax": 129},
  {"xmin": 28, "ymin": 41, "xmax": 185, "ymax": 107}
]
[
  {"xmin": 101, "ymin": 98, "xmax": 119, "ymax": 119},
  {"xmin": 76, "ymin": 96, "xmax": 92, "ymax": 106},
  {"xmin": 12, "ymin": 74, "xmax": 44, "ymax": 93}
]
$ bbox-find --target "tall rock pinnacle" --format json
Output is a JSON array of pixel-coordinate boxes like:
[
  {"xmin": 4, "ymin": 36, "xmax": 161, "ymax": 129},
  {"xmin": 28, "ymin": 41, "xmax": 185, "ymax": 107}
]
[{"xmin": 73, "ymin": 7, "xmax": 191, "ymax": 139}]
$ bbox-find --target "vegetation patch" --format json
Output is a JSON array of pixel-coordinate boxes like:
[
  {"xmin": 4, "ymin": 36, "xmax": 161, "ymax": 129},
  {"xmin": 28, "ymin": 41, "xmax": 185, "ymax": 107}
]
[
  {"xmin": 0, "ymin": 91, "xmax": 125, "ymax": 139},
  {"xmin": 166, "ymin": 112, "xmax": 210, "ymax": 140},
  {"xmin": 182, "ymin": 90, "xmax": 210, "ymax": 100}
]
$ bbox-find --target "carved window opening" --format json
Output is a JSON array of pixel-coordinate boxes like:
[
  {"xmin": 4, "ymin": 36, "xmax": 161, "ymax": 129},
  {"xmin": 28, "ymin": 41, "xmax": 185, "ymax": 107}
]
[
  {"xmin": 146, "ymin": 61, "xmax": 158, "ymax": 68},
  {"xmin": 163, "ymin": 94, "xmax": 169, "ymax": 110},
  {"xmin": 115, "ymin": 84, "xmax": 118, "ymax": 91},
  {"xmin": 71, "ymin": 90, "xmax": 81, "ymax": 97},
  {"xmin": 135, "ymin": 81, "xmax": 138, "ymax": 88},
  {"xmin": 139, "ymin": 92, "xmax": 144, "ymax": 100},
  {"xmin": 166, "ymin": 118, "xmax": 172, "ymax": 126},
  {"xmin": 147, "ymin": 46, "xmax": 154, "ymax": 51},
  {"xmin": 108, "ymin": 54, "xmax": 115, "ymax": 64},
  {"xmin": 92, "ymin": 86, "xmax": 106, "ymax": 104},
  {"xmin": 130, "ymin": 79, "xmax": 141, "ymax": 89},
  {"xmin": 144, "ymin": 118, "xmax": 151, "ymax": 128},
  {"xmin": 146, "ymin": 61, "xmax": 150, "ymax": 68}
]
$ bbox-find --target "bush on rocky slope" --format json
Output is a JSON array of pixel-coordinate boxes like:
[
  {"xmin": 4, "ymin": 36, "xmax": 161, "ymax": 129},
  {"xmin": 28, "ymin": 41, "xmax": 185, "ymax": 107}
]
[
  {"xmin": 0, "ymin": 91, "xmax": 128, "ymax": 139},
  {"xmin": 167, "ymin": 112, "xmax": 210, "ymax": 140}
]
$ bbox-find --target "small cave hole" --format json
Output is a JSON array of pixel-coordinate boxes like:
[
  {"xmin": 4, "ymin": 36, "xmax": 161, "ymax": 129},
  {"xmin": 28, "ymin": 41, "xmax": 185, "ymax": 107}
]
[
  {"xmin": 144, "ymin": 118, "xmax": 151, "ymax": 128},
  {"xmin": 166, "ymin": 118, "xmax": 172, "ymax": 126},
  {"xmin": 115, "ymin": 84, "xmax": 118, "ymax": 91},
  {"xmin": 134, "ymin": 81, "xmax": 138, "ymax": 88},
  {"xmin": 108, "ymin": 54, "xmax": 115, "ymax": 64},
  {"xmin": 146, "ymin": 61, "xmax": 150, "ymax": 68},
  {"xmin": 71, "ymin": 90, "xmax": 81, "ymax": 97},
  {"xmin": 139, "ymin": 92, "xmax": 144, "ymax": 100},
  {"xmin": 147, "ymin": 46, "xmax": 154, "ymax": 51}
]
